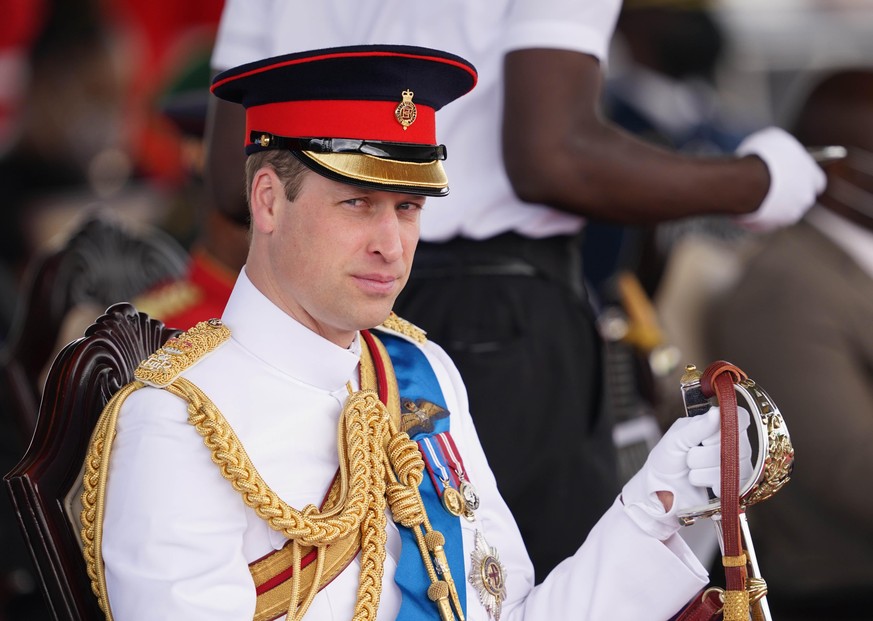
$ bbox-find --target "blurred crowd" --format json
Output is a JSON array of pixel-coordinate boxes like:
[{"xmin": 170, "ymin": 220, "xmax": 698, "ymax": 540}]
[
  {"xmin": 0, "ymin": 0, "xmax": 224, "ymax": 335},
  {"xmin": 1, "ymin": 0, "xmax": 872, "ymax": 619},
  {"xmin": 0, "ymin": 1, "xmax": 225, "ymax": 618}
]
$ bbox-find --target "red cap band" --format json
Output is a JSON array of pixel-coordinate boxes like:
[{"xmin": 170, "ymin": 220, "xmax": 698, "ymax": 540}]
[{"xmin": 245, "ymin": 99, "xmax": 437, "ymax": 147}]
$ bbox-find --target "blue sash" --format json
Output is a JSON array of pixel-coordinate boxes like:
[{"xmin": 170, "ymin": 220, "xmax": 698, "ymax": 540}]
[{"xmin": 377, "ymin": 331, "xmax": 467, "ymax": 620}]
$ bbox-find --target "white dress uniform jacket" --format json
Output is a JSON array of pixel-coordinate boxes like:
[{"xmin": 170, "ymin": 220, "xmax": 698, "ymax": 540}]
[{"xmin": 101, "ymin": 269, "xmax": 707, "ymax": 620}]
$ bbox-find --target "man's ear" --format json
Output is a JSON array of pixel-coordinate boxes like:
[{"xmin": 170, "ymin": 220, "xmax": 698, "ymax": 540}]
[{"xmin": 249, "ymin": 166, "xmax": 282, "ymax": 234}]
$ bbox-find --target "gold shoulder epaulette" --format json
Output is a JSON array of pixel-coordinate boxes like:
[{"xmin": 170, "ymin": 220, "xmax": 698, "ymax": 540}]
[
  {"xmin": 135, "ymin": 318, "xmax": 231, "ymax": 387},
  {"xmin": 378, "ymin": 312, "xmax": 427, "ymax": 344}
]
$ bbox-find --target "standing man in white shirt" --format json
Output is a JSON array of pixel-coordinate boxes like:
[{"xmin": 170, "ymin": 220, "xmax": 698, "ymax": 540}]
[{"xmin": 203, "ymin": 0, "xmax": 823, "ymax": 582}]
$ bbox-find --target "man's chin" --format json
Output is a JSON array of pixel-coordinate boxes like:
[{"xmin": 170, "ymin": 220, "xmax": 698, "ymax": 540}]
[{"xmin": 353, "ymin": 302, "xmax": 396, "ymax": 332}]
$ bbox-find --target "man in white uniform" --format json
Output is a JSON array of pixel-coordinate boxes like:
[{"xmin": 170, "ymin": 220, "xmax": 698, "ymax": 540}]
[
  {"xmin": 82, "ymin": 45, "xmax": 752, "ymax": 620},
  {"xmin": 204, "ymin": 1, "xmax": 823, "ymax": 582}
]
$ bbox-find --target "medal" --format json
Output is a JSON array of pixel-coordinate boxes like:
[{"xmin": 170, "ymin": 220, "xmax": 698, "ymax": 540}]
[
  {"xmin": 459, "ymin": 479, "xmax": 477, "ymax": 521},
  {"xmin": 469, "ymin": 530, "xmax": 507, "ymax": 621},
  {"xmin": 441, "ymin": 485, "xmax": 466, "ymax": 517},
  {"xmin": 420, "ymin": 437, "xmax": 467, "ymax": 517},
  {"xmin": 460, "ymin": 479, "xmax": 480, "ymax": 512},
  {"xmin": 438, "ymin": 432, "xmax": 480, "ymax": 519}
]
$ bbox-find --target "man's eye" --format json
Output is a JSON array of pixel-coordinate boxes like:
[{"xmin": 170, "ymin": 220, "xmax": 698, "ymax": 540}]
[{"xmin": 398, "ymin": 202, "xmax": 423, "ymax": 211}]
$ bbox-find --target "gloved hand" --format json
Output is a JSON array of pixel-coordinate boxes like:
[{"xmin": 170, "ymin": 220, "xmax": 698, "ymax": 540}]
[
  {"xmin": 734, "ymin": 126, "xmax": 826, "ymax": 231},
  {"xmin": 621, "ymin": 405, "xmax": 753, "ymax": 540}
]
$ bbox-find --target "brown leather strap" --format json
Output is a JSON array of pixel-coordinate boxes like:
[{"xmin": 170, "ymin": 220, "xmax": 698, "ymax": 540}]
[
  {"xmin": 672, "ymin": 588, "xmax": 724, "ymax": 621},
  {"xmin": 674, "ymin": 360, "xmax": 754, "ymax": 621},
  {"xmin": 700, "ymin": 362, "xmax": 748, "ymax": 597}
]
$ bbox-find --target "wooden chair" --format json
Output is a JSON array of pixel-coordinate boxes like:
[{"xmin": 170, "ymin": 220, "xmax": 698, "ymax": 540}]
[
  {"xmin": 3, "ymin": 303, "xmax": 180, "ymax": 620},
  {"xmin": 0, "ymin": 213, "xmax": 188, "ymax": 445}
]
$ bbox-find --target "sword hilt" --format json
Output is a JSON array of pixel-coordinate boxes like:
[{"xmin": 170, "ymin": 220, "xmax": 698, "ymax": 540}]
[
  {"xmin": 678, "ymin": 362, "xmax": 793, "ymax": 621},
  {"xmin": 677, "ymin": 364, "xmax": 794, "ymax": 524}
]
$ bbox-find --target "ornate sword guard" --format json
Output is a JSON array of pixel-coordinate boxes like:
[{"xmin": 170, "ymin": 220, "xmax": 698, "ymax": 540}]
[{"xmin": 676, "ymin": 363, "xmax": 795, "ymax": 525}]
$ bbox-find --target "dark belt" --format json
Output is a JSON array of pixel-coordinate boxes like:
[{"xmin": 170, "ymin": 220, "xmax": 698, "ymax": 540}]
[{"xmin": 410, "ymin": 232, "xmax": 585, "ymax": 299}]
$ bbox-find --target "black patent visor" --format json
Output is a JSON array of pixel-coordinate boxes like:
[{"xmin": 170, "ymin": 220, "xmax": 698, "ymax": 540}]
[{"xmin": 248, "ymin": 132, "xmax": 447, "ymax": 162}]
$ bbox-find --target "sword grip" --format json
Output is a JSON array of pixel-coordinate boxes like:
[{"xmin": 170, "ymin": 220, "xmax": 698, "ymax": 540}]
[{"xmin": 680, "ymin": 364, "xmax": 713, "ymax": 417}]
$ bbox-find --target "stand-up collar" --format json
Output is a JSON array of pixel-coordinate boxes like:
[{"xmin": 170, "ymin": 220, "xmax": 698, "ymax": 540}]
[{"xmin": 221, "ymin": 268, "xmax": 361, "ymax": 391}]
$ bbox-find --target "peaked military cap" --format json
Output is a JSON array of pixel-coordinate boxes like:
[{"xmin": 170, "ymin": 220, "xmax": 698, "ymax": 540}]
[{"xmin": 210, "ymin": 44, "xmax": 478, "ymax": 196}]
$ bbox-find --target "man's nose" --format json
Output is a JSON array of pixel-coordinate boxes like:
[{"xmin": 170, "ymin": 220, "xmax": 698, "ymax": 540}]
[{"xmin": 370, "ymin": 209, "xmax": 404, "ymax": 262}]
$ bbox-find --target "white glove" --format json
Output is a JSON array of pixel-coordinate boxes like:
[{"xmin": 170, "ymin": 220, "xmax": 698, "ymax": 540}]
[
  {"xmin": 734, "ymin": 126, "xmax": 826, "ymax": 231},
  {"xmin": 621, "ymin": 405, "xmax": 753, "ymax": 540}
]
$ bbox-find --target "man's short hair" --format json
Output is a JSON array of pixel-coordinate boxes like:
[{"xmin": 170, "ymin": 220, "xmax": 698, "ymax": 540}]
[{"xmin": 244, "ymin": 150, "xmax": 309, "ymax": 206}]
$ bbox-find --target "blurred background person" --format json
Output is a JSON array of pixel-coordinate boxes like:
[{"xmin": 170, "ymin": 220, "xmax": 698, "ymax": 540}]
[
  {"xmin": 134, "ymin": 41, "xmax": 248, "ymax": 330},
  {"xmin": 0, "ymin": 0, "xmax": 46, "ymax": 343},
  {"xmin": 0, "ymin": 0, "xmax": 224, "ymax": 296},
  {"xmin": 588, "ymin": 0, "xmax": 757, "ymax": 434},
  {"xmin": 0, "ymin": 0, "xmax": 130, "ymax": 302},
  {"xmin": 0, "ymin": 2, "xmax": 114, "ymax": 617},
  {"xmin": 586, "ymin": 9, "xmax": 761, "ymax": 571},
  {"xmin": 0, "ymin": 2, "xmax": 224, "ymax": 619},
  {"xmin": 587, "ymin": 0, "xmax": 753, "ymax": 299},
  {"xmin": 705, "ymin": 67, "xmax": 873, "ymax": 621}
]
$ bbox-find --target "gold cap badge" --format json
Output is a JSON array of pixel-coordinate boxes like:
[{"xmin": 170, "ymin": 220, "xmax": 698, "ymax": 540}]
[{"xmin": 394, "ymin": 89, "xmax": 417, "ymax": 130}]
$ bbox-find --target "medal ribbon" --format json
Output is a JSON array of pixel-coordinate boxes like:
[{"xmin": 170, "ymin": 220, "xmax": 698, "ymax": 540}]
[
  {"xmin": 377, "ymin": 332, "xmax": 467, "ymax": 621},
  {"xmin": 437, "ymin": 432, "xmax": 469, "ymax": 486},
  {"xmin": 420, "ymin": 436, "xmax": 454, "ymax": 495}
]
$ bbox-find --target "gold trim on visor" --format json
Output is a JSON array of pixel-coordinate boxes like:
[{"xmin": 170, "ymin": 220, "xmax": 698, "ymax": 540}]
[{"xmin": 300, "ymin": 151, "xmax": 448, "ymax": 191}]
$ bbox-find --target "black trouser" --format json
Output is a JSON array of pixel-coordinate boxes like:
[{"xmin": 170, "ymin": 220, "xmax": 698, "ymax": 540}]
[{"xmin": 394, "ymin": 233, "xmax": 619, "ymax": 583}]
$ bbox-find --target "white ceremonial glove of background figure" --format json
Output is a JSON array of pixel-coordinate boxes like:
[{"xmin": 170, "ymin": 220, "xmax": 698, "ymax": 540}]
[
  {"xmin": 621, "ymin": 405, "xmax": 753, "ymax": 540},
  {"xmin": 735, "ymin": 126, "xmax": 826, "ymax": 231}
]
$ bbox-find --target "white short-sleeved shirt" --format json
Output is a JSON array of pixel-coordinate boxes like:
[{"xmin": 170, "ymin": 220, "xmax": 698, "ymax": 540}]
[
  {"xmin": 101, "ymin": 268, "xmax": 706, "ymax": 620},
  {"xmin": 210, "ymin": 0, "xmax": 621, "ymax": 241}
]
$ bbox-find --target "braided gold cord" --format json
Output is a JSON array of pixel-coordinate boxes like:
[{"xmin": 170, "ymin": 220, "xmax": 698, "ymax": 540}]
[
  {"xmin": 360, "ymin": 330, "xmax": 456, "ymax": 612},
  {"xmin": 284, "ymin": 542, "xmax": 328, "ymax": 621},
  {"xmin": 354, "ymin": 403, "xmax": 389, "ymax": 621},
  {"xmin": 287, "ymin": 541, "xmax": 304, "ymax": 621},
  {"xmin": 386, "ymin": 431, "xmax": 425, "ymax": 487},
  {"xmin": 380, "ymin": 415, "xmax": 448, "ymax": 603},
  {"xmin": 384, "ymin": 431, "xmax": 427, "ymax": 529},
  {"xmin": 386, "ymin": 418, "xmax": 436, "ymax": 536},
  {"xmin": 80, "ymin": 380, "xmax": 147, "ymax": 620},
  {"xmin": 170, "ymin": 378, "xmax": 372, "ymax": 545},
  {"xmin": 79, "ymin": 327, "xmax": 456, "ymax": 621},
  {"xmin": 385, "ymin": 481, "xmax": 425, "ymax": 529},
  {"xmin": 175, "ymin": 379, "xmax": 392, "ymax": 621},
  {"xmin": 301, "ymin": 547, "xmax": 327, "ymax": 617}
]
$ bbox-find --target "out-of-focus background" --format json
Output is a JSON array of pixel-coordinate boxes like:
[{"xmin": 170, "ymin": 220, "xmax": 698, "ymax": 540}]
[
  {"xmin": 1, "ymin": 0, "xmax": 872, "ymax": 619},
  {"xmin": 685, "ymin": 0, "xmax": 873, "ymax": 126}
]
